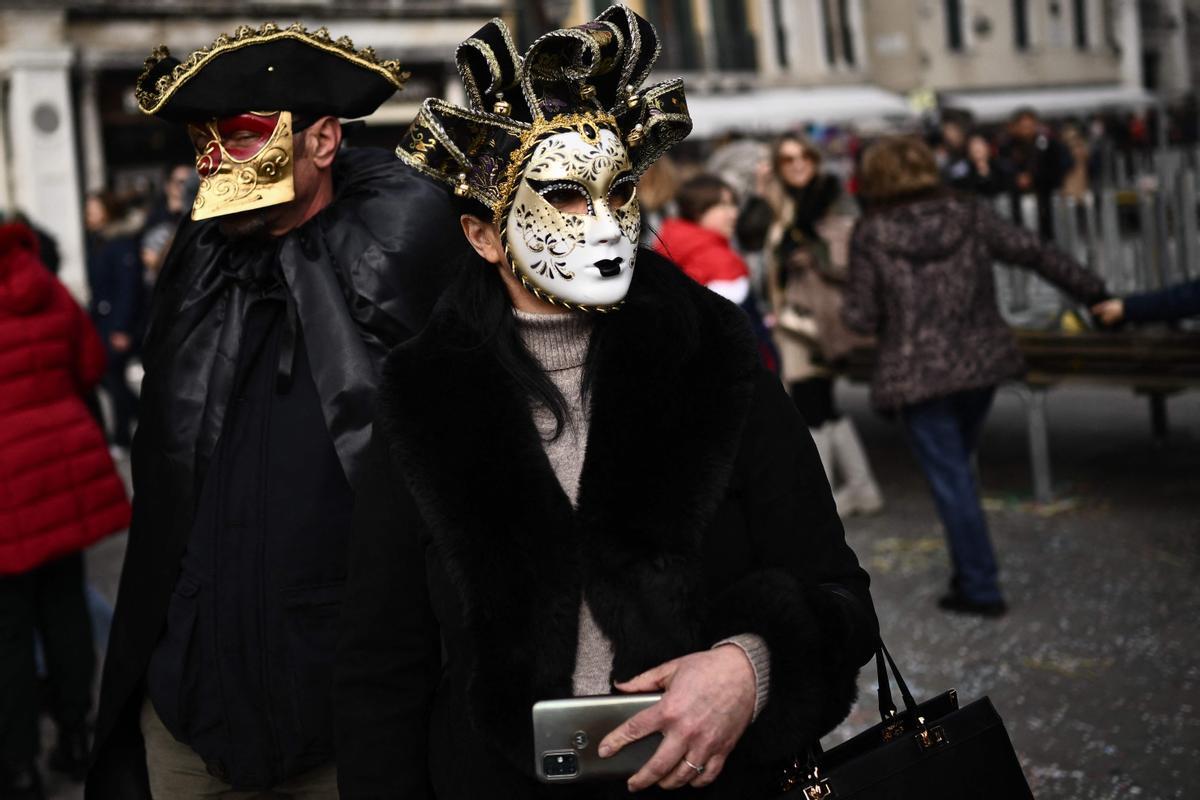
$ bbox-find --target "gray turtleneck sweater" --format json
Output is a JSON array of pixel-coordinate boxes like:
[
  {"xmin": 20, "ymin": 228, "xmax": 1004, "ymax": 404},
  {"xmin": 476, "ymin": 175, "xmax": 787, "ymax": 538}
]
[{"xmin": 514, "ymin": 310, "xmax": 769, "ymax": 717}]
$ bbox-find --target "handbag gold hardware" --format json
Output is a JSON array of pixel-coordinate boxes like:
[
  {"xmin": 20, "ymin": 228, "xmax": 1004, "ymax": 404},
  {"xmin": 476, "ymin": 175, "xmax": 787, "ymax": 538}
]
[{"xmin": 916, "ymin": 725, "xmax": 948, "ymax": 750}]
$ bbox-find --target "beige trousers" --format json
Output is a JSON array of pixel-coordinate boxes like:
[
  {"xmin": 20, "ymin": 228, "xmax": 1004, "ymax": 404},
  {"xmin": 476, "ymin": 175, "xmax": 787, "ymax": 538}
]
[{"xmin": 139, "ymin": 697, "xmax": 339, "ymax": 799}]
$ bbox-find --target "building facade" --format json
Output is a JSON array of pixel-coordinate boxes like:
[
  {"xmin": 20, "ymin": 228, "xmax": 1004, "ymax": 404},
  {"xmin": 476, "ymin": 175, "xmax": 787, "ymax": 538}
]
[{"xmin": 0, "ymin": 0, "xmax": 1173, "ymax": 294}]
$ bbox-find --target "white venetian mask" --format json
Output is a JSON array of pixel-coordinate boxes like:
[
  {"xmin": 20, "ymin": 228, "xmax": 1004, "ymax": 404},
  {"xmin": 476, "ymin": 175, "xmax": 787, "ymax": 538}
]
[{"xmin": 502, "ymin": 126, "xmax": 640, "ymax": 310}]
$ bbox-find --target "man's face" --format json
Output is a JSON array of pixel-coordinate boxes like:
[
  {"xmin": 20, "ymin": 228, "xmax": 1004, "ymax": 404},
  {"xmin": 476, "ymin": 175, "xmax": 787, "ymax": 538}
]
[
  {"xmin": 186, "ymin": 111, "xmax": 295, "ymax": 222},
  {"xmin": 1011, "ymin": 114, "xmax": 1039, "ymax": 142}
]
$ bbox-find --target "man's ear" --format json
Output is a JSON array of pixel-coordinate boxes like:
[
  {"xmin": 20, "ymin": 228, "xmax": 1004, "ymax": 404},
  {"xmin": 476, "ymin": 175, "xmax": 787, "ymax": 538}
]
[
  {"xmin": 460, "ymin": 214, "xmax": 505, "ymax": 265},
  {"xmin": 303, "ymin": 116, "xmax": 342, "ymax": 169}
]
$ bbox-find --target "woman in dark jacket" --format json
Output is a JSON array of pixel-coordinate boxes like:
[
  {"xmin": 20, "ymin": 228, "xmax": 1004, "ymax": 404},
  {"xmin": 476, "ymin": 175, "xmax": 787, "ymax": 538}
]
[
  {"xmin": 844, "ymin": 136, "xmax": 1108, "ymax": 617},
  {"xmin": 335, "ymin": 10, "xmax": 877, "ymax": 800},
  {"xmin": 84, "ymin": 191, "xmax": 145, "ymax": 450}
]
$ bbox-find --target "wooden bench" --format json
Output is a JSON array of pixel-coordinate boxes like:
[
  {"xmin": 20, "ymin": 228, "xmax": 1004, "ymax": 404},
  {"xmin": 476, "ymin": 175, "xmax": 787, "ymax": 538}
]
[{"xmin": 844, "ymin": 330, "xmax": 1200, "ymax": 502}]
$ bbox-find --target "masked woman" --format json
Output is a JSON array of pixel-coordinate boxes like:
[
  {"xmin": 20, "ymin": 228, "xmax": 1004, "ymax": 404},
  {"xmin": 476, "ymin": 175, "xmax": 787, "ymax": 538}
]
[{"xmin": 335, "ymin": 10, "xmax": 877, "ymax": 799}]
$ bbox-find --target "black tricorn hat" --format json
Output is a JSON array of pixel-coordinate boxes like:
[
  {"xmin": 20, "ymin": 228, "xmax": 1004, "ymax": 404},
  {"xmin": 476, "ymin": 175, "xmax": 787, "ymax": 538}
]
[{"xmin": 136, "ymin": 22, "xmax": 410, "ymax": 122}]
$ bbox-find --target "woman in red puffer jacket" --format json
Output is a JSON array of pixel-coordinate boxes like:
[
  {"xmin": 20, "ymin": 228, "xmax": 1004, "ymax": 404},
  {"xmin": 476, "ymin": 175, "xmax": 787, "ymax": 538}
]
[
  {"xmin": 0, "ymin": 221, "xmax": 131, "ymax": 797},
  {"xmin": 655, "ymin": 174, "xmax": 779, "ymax": 373}
]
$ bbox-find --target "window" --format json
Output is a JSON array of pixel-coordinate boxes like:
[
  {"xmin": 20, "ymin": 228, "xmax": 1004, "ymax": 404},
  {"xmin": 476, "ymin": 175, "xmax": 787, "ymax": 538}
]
[
  {"xmin": 822, "ymin": 0, "xmax": 860, "ymax": 67},
  {"xmin": 1073, "ymin": 0, "xmax": 1089, "ymax": 48},
  {"xmin": 838, "ymin": 0, "xmax": 857, "ymax": 66},
  {"xmin": 643, "ymin": 0, "xmax": 701, "ymax": 71},
  {"xmin": 945, "ymin": 0, "xmax": 965, "ymax": 52},
  {"xmin": 641, "ymin": 0, "xmax": 697, "ymax": 71},
  {"xmin": 1013, "ymin": 0, "xmax": 1030, "ymax": 50},
  {"xmin": 711, "ymin": 0, "xmax": 758, "ymax": 71},
  {"xmin": 771, "ymin": 0, "xmax": 789, "ymax": 67}
]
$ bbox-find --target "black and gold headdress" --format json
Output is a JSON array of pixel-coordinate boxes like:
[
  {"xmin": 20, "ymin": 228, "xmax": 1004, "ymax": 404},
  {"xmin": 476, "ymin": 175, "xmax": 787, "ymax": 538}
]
[
  {"xmin": 397, "ymin": 4, "xmax": 692, "ymax": 223},
  {"xmin": 136, "ymin": 22, "xmax": 410, "ymax": 122}
]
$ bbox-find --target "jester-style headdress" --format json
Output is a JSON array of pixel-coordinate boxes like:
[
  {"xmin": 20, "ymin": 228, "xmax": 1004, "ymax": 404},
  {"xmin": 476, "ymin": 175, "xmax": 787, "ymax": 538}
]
[{"xmin": 396, "ymin": 4, "xmax": 691, "ymax": 224}]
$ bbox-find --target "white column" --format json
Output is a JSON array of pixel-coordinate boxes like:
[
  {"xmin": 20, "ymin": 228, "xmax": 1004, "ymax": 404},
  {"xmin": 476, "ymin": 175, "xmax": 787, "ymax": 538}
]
[
  {"xmin": 0, "ymin": 78, "xmax": 12, "ymax": 213},
  {"xmin": 1, "ymin": 47, "xmax": 88, "ymax": 300},
  {"xmin": 78, "ymin": 67, "xmax": 107, "ymax": 193},
  {"xmin": 693, "ymin": 0, "xmax": 717, "ymax": 74},
  {"xmin": 1162, "ymin": 0, "xmax": 1191, "ymax": 95},
  {"xmin": 1115, "ymin": 0, "xmax": 1143, "ymax": 90},
  {"xmin": 756, "ymin": 0, "xmax": 782, "ymax": 78}
]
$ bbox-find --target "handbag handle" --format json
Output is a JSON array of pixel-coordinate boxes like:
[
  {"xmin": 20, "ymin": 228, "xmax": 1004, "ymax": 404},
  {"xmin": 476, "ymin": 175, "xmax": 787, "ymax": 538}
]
[
  {"xmin": 785, "ymin": 636, "xmax": 920, "ymax": 794},
  {"xmin": 874, "ymin": 641, "xmax": 918, "ymax": 720}
]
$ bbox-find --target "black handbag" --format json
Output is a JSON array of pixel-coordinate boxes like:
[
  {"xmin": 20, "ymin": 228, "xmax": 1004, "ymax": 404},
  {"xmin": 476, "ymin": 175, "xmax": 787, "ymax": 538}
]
[{"xmin": 777, "ymin": 643, "xmax": 1034, "ymax": 799}]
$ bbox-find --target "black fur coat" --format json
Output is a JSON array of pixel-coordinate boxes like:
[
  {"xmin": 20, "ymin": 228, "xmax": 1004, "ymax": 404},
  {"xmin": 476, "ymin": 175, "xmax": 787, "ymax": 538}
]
[{"xmin": 335, "ymin": 250, "xmax": 878, "ymax": 799}]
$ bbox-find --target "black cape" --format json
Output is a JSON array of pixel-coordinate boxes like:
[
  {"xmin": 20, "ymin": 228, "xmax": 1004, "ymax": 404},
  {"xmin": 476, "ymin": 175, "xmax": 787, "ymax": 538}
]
[{"xmin": 86, "ymin": 148, "xmax": 466, "ymax": 799}]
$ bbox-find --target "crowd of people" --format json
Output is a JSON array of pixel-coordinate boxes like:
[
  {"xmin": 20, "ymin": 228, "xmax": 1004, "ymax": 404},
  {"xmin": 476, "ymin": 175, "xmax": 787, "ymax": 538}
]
[{"xmin": 1, "ymin": 9, "xmax": 1199, "ymax": 800}]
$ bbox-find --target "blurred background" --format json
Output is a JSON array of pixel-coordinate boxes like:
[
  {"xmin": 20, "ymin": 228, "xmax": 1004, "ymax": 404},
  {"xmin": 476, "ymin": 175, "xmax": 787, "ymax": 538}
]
[
  {"xmin": 0, "ymin": 2, "xmax": 1197, "ymax": 799},
  {"xmin": 1, "ymin": 0, "xmax": 1198, "ymax": 299}
]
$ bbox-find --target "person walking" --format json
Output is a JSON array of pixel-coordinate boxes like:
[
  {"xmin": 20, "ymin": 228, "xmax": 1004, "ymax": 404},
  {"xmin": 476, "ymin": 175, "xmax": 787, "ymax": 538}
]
[
  {"xmin": 84, "ymin": 191, "xmax": 144, "ymax": 454},
  {"xmin": 845, "ymin": 136, "xmax": 1109, "ymax": 617},
  {"xmin": 87, "ymin": 24, "xmax": 464, "ymax": 800},
  {"xmin": 760, "ymin": 135, "xmax": 883, "ymax": 517},
  {"xmin": 336, "ymin": 10, "xmax": 878, "ymax": 798},
  {"xmin": 0, "ymin": 222, "xmax": 132, "ymax": 799}
]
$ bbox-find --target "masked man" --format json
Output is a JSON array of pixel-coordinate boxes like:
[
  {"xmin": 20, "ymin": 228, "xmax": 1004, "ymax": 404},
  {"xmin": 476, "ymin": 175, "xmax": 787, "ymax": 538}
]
[{"xmin": 87, "ymin": 23, "xmax": 465, "ymax": 799}]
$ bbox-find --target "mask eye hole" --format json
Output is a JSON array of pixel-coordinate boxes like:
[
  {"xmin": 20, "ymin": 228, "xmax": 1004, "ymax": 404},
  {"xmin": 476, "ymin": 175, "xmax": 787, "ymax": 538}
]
[
  {"xmin": 608, "ymin": 175, "xmax": 637, "ymax": 209},
  {"xmin": 528, "ymin": 178, "xmax": 591, "ymax": 215},
  {"xmin": 187, "ymin": 125, "xmax": 213, "ymax": 153}
]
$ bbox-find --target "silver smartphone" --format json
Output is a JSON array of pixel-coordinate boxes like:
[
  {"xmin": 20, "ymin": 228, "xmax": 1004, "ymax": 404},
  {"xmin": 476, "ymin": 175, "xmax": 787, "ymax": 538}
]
[{"xmin": 532, "ymin": 694, "xmax": 664, "ymax": 783}]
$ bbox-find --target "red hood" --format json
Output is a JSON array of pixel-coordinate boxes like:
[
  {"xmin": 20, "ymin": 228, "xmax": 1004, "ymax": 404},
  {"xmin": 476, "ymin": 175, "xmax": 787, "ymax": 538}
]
[
  {"xmin": 652, "ymin": 217, "xmax": 748, "ymax": 285},
  {"xmin": 0, "ymin": 223, "xmax": 53, "ymax": 315}
]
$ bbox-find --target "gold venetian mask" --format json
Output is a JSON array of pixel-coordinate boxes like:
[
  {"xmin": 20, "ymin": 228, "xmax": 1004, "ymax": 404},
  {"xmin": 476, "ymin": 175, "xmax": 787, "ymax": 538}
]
[{"xmin": 186, "ymin": 111, "xmax": 294, "ymax": 221}]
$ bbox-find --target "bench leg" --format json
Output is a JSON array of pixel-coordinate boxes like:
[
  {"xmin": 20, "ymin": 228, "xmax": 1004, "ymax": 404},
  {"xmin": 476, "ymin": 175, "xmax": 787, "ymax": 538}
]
[{"xmin": 1025, "ymin": 387, "xmax": 1054, "ymax": 504}]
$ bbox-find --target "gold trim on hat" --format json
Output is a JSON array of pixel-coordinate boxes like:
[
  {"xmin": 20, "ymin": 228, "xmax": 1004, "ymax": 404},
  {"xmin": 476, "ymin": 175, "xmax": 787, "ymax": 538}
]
[{"xmin": 136, "ymin": 22, "xmax": 411, "ymax": 116}]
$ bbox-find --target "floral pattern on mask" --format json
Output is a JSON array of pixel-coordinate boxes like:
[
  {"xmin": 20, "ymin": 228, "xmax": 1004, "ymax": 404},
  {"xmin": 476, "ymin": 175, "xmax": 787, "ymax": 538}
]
[
  {"xmin": 525, "ymin": 126, "xmax": 625, "ymax": 185},
  {"xmin": 511, "ymin": 200, "xmax": 587, "ymax": 280},
  {"xmin": 503, "ymin": 126, "xmax": 640, "ymax": 310}
]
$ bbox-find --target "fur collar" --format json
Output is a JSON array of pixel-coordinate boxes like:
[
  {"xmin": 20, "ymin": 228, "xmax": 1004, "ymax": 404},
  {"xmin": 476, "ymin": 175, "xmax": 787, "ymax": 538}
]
[{"xmin": 376, "ymin": 249, "xmax": 759, "ymax": 770}]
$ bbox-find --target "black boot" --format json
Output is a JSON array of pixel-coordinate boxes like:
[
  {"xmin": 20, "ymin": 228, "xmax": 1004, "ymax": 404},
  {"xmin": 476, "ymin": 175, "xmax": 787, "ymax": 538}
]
[
  {"xmin": 0, "ymin": 763, "xmax": 45, "ymax": 800},
  {"xmin": 47, "ymin": 722, "xmax": 90, "ymax": 783}
]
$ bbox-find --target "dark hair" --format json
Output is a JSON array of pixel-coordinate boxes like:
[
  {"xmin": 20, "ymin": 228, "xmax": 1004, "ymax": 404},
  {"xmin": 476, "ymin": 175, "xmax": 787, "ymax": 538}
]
[
  {"xmin": 442, "ymin": 242, "xmax": 574, "ymax": 439},
  {"xmin": 87, "ymin": 190, "xmax": 125, "ymax": 223},
  {"xmin": 772, "ymin": 134, "xmax": 823, "ymax": 174},
  {"xmin": 675, "ymin": 174, "xmax": 733, "ymax": 222},
  {"xmin": 858, "ymin": 136, "xmax": 941, "ymax": 202},
  {"xmin": 1010, "ymin": 106, "xmax": 1039, "ymax": 124}
]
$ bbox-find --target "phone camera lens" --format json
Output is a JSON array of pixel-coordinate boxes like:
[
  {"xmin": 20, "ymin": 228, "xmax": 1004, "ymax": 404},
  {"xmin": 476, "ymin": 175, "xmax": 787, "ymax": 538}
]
[{"xmin": 543, "ymin": 752, "xmax": 579, "ymax": 778}]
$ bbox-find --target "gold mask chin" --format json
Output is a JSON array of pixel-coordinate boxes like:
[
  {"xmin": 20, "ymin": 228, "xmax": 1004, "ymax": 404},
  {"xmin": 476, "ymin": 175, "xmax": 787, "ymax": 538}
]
[{"xmin": 188, "ymin": 110, "xmax": 295, "ymax": 222}]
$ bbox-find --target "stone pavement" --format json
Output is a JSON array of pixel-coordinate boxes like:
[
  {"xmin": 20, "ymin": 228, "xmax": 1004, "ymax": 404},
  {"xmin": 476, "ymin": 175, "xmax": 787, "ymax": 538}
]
[
  {"xmin": 829, "ymin": 383, "xmax": 1200, "ymax": 800},
  {"xmin": 45, "ymin": 383, "xmax": 1199, "ymax": 799}
]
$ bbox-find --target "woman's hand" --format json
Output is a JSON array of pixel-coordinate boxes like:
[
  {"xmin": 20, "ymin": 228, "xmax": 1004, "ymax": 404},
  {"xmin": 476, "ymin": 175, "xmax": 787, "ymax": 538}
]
[
  {"xmin": 1091, "ymin": 298, "xmax": 1125, "ymax": 326},
  {"xmin": 597, "ymin": 645, "xmax": 756, "ymax": 791}
]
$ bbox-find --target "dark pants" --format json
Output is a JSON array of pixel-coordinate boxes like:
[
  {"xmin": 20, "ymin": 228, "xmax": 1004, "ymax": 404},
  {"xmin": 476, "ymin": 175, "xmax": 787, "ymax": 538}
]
[
  {"xmin": 101, "ymin": 349, "xmax": 138, "ymax": 447},
  {"xmin": 901, "ymin": 386, "xmax": 1003, "ymax": 604},
  {"xmin": 0, "ymin": 553, "xmax": 96, "ymax": 770}
]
